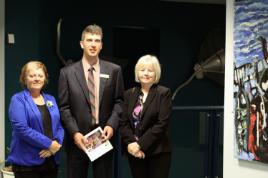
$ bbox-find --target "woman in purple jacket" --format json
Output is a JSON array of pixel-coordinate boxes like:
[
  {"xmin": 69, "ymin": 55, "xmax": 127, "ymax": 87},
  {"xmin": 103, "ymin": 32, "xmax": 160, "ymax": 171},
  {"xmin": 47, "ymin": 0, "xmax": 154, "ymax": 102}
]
[{"xmin": 7, "ymin": 61, "xmax": 64, "ymax": 178}]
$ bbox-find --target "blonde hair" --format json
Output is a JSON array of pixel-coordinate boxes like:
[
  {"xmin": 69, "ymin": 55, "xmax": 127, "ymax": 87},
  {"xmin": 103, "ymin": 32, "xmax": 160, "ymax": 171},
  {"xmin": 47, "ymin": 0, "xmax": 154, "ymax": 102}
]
[
  {"xmin": 19, "ymin": 61, "xmax": 49, "ymax": 88},
  {"xmin": 134, "ymin": 55, "xmax": 161, "ymax": 84},
  {"xmin": 81, "ymin": 24, "xmax": 103, "ymax": 41}
]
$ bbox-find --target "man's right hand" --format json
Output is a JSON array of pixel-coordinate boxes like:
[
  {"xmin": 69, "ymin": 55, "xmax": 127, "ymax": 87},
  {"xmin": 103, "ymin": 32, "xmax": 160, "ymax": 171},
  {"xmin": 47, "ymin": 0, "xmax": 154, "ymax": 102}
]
[{"xmin": 73, "ymin": 132, "xmax": 87, "ymax": 151}]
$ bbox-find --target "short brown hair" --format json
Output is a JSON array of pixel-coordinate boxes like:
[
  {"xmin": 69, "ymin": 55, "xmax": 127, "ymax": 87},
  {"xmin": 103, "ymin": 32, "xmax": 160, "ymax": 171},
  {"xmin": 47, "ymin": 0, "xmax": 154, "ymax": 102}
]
[
  {"xmin": 81, "ymin": 24, "xmax": 103, "ymax": 41},
  {"xmin": 19, "ymin": 61, "xmax": 49, "ymax": 88}
]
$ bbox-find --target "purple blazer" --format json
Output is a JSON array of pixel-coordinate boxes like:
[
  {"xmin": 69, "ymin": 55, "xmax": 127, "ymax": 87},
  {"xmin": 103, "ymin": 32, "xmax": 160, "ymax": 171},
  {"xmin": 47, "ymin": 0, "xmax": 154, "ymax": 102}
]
[{"xmin": 7, "ymin": 89, "xmax": 64, "ymax": 166}]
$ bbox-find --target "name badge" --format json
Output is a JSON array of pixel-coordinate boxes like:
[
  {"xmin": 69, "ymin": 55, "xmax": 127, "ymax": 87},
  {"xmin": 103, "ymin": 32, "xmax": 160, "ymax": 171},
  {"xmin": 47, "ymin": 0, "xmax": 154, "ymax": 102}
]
[{"xmin": 100, "ymin": 74, "xmax": 109, "ymax": 79}]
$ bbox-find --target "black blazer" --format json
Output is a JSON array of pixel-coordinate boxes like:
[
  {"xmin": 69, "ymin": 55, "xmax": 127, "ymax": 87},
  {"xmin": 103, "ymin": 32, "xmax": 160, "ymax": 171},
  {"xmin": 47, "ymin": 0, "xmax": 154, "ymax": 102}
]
[
  {"xmin": 58, "ymin": 60, "xmax": 124, "ymax": 147},
  {"xmin": 120, "ymin": 85, "xmax": 172, "ymax": 156}
]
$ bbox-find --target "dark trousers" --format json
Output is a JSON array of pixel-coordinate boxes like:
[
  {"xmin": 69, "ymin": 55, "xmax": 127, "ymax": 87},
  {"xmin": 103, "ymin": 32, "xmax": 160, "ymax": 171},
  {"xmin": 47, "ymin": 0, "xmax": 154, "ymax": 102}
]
[
  {"xmin": 66, "ymin": 147, "xmax": 114, "ymax": 178},
  {"xmin": 128, "ymin": 152, "xmax": 171, "ymax": 178},
  {"xmin": 13, "ymin": 157, "xmax": 58, "ymax": 178}
]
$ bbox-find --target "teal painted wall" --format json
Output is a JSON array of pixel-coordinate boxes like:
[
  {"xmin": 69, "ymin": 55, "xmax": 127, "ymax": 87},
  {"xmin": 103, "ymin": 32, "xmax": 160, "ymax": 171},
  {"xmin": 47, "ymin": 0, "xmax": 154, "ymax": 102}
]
[{"xmin": 5, "ymin": 1, "xmax": 225, "ymax": 177}]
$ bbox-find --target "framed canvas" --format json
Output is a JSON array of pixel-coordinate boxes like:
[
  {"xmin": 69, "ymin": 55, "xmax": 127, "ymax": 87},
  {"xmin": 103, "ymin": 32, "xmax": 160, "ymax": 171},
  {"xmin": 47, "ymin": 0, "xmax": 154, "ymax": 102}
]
[{"xmin": 234, "ymin": 0, "xmax": 268, "ymax": 163}]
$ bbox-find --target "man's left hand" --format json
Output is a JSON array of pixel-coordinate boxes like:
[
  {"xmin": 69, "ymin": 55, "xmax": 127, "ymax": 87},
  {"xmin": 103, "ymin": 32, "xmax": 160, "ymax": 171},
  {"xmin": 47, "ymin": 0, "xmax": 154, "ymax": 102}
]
[{"xmin": 102, "ymin": 126, "xmax": 114, "ymax": 140}]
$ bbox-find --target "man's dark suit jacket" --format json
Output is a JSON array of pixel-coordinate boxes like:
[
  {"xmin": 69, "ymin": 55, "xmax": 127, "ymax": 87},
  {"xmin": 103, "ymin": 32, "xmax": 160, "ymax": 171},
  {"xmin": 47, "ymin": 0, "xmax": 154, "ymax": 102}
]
[
  {"xmin": 58, "ymin": 60, "xmax": 124, "ymax": 147},
  {"xmin": 120, "ymin": 85, "xmax": 172, "ymax": 156}
]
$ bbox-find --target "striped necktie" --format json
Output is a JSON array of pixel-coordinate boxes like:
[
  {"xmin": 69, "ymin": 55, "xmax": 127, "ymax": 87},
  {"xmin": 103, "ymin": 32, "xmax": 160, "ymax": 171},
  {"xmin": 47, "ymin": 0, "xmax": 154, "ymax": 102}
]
[{"xmin": 88, "ymin": 67, "xmax": 96, "ymax": 125}]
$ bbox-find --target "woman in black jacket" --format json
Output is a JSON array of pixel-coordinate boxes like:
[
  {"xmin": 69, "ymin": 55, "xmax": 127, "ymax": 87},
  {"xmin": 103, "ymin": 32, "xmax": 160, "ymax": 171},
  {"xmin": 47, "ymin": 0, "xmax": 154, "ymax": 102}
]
[{"xmin": 120, "ymin": 54, "xmax": 172, "ymax": 178}]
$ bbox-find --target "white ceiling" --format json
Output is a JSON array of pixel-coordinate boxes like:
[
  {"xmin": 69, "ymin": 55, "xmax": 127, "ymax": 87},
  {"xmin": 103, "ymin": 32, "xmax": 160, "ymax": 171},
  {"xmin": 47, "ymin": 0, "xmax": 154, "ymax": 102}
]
[{"xmin": 161, "ymin": 0, "xmax": 226, "ymax": 5}]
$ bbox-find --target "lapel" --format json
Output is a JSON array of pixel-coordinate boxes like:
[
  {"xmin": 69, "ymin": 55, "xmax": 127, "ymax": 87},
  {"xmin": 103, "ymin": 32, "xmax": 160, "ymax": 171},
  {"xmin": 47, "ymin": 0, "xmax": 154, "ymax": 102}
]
[
  {"xmin": 128, "ymin": 87, "xmax": 140, "ymax": 128},
  {"xmin": 99, "ymin": 60, "xmax": 108, "ymax": 103},
  {"xmin": 141, "ymin": 85, "xmax": 156, "ymax": 118},
  {"xmin": 23, "ymin": 89, "xmax": 44, "ymax": 132},
  {"xmin": 74, "ymin": 61, "xmax": 91, "ymax": 105},
  {"xmin": 42, "ymin": 93, "xmax": 55, "ymax": 132},
  {"xmin": 129, "ymin": 87, "xmax": 140, "ymax": 114}
]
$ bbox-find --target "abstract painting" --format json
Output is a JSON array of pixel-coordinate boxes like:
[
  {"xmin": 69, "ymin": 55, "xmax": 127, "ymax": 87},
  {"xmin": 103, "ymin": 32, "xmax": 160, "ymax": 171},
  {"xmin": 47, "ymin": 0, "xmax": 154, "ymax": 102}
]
[{"xmin": 234, "ymin": 0, "xmax": 268, "ymax": 163}]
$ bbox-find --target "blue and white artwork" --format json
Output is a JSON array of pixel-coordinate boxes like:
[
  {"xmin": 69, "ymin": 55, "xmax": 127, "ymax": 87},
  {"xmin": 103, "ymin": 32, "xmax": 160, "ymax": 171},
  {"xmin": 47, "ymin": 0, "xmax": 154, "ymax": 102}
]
[{"xmin": 234, "ymin": 0, "xmax": 268, "ymax": 163}]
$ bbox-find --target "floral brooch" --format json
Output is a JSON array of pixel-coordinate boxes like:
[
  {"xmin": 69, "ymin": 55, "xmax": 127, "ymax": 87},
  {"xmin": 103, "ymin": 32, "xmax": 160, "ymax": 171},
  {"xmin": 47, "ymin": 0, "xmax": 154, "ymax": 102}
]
[{"xmin": 46, "ymin": 100, "xmax": 54, "ymax": 108}]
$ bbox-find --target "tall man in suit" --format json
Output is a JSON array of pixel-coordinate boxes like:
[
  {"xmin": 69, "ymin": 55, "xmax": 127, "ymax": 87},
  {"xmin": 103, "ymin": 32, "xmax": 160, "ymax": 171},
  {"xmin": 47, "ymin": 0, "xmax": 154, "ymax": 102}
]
[{"xmin": 58, "ymin": 24, "xmax": 124, "ymax": 178}]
